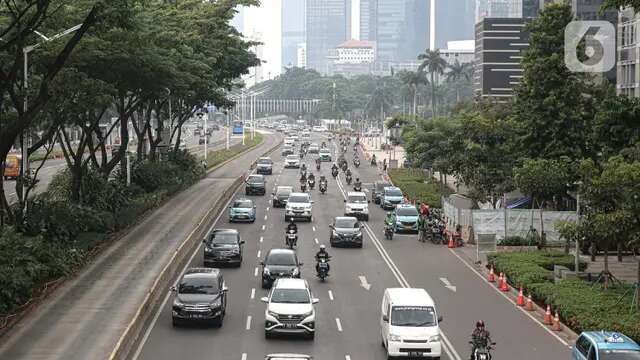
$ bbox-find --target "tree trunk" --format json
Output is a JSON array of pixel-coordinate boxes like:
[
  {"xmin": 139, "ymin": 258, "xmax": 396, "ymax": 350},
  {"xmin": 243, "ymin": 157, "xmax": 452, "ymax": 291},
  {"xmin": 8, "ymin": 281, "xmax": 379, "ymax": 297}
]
[
  {"xmin": 539, "ymin": 201, "xmax": 546, "ymax": 248},
  {"xmin": 617, "ymin": 241, "xmax": 623, "ymax": 262},
  {"xmin": 412, "ymin": 88, "xmax": 417, "ymax": 116},
  {"xmin": 430, "ymin": 72, "xmax": 436, "ymax": 117},
  {"xmin": 603, "ymin": 246, "xmax": 609, "ymax": 290}
]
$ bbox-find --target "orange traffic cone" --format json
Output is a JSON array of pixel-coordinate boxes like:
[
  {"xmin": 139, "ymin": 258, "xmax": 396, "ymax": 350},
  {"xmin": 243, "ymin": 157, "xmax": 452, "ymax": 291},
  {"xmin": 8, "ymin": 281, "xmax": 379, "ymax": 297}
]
[
  {"xmin": 516, "ymin": 286, "xmax": 525, "ymax": 306},
  {"xmin": 543, "ymin": 305, "xmax": 553, "ymax": 325},
  {"xmin": 487, "ymin": 267, "xmax": 496, "ymax": 282},
  {"xmin": 500, "ymin": 274, "xmax": 510, "ymax": 292},
  {"xmin": 497, "ymin": 272, "xmax": 504, "ymax": 289},
  {"xmin": 447, "ymin": 234, "xmax": 456, "ymax": 248},
  {"xmin": 525, "ymin": 294, "xmax": 535, "ymax": 311},
  {"xmin": 552, "ymin": 311, "xmax": 562, "ymax": 331}
]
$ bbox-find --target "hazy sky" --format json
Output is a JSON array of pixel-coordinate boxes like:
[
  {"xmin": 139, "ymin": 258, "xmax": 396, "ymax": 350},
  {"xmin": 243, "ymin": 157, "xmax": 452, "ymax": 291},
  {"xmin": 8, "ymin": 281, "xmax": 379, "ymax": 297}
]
[{"xmin": 243, "ymin": 0, "xmax": 282, "ymax": 80}]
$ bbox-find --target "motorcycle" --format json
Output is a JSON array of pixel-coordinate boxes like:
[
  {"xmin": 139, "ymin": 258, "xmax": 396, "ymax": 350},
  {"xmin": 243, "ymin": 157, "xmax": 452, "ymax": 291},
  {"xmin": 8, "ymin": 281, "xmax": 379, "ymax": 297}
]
[
  {"xmin": 285, "ymin": 229, "xmax": 298, "ymax": 249},
  {"xmin": 353, "ymin": 183, "xmax": 362, "ymax": 192},
  {"xmin": 308, "ymin": 178, "xmax": 316, "ymax": 190},
  {"xmin": 331, "ymin": 168, "xmax": 339, "ymax": 178},
  {"xmin": 316, "ymin": 258, "xmax": 330, "ymax": 281},
  {"xmin": 341, "ymin": 163, "xmax": 348, "ymax": 172},
  {"xmin": 384, "ymin": 223, "xmax": 394, "ymax": 240},
  {"xmin": 346, "ymin": 174, "xmax": 352, "ymax": 185},
  {"xmin": 316, "ymin": 162, "xmax": 321, "ymax": 171},
  {"xmin": 371, "ymin": 158, "xmax": 377, "ymax": 166},
  {"xmin": 470, "ymin": 342, "xmax": 495, "ymax": 360},
  {"xmin": 319, "ymin": 182, "xmax": 327, "ymax": 194},
  {"xmin": 354, "ymin": 158, "xmax": 360, "ymax": 168},
  {"xmin": 300, "ymin": 180, "xmax": 307, "ymax": 192},
  {"xmin": 299, "ymin": 152, "xmax": 304, "ymax": 159},
  {"xmin": 430, "ymin": 224, "xmax": 444, "ymax": 245}
]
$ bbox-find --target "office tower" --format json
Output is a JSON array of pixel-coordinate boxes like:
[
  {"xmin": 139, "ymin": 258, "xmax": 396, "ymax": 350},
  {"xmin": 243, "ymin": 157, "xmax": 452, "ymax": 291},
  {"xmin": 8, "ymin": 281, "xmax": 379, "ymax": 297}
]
[
  {"xmin": 306, "ymin": 0, "xmax": 352, "ymax": 73},
  {"xmin": 360, "ymin": 0, "xmax": 378, "ymax": 41},
  {"xmin": 282, "ymin": 0, "xmax": 306, "ymax": 70},
  {"xmin": 476, "ymin": 0, "xmax": 523, "ymax": 22},
  {"xmin": 436, "ymin": 0, "xmax": 475, "ymax": 49},
  {"xmin": 375, "ymin": 0, "xmax": 428, "ymax": 67}
]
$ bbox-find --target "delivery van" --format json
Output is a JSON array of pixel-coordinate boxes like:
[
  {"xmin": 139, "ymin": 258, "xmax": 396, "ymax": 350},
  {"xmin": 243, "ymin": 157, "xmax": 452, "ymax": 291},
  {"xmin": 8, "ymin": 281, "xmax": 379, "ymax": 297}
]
[{"xmin": 381, "ymin": 288, "xmax": 443, "ymax": 359}]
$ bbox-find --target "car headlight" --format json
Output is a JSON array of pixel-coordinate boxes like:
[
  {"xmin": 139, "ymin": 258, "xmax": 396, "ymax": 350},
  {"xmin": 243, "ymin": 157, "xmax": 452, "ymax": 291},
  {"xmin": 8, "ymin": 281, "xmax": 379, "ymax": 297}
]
[
  {"xmin": 345, "ymin": 206, "xmax": 352, "ymax": 212},
  {"xmin": 429, "ymin": 334, "xmax": 441, "ymax": 342},
  {"xmin": 291, "ymin": 267, "xmax": 300, "ymax": 276},
  {"xmin": 332, "ymin": 230, "xmax": 338, "ymax": 237},
  {"xmin": 210, "ymin": 298, "xmax": 222, "ymax": 309},
  {"xmin": 389, "ymin": 334, "xmax": 402, "ymax": 342},
  {"xmin": 204, "ymin": 247, "xmax": 213, "ymax": 253},
  {"xmin": 355, "ymin": 232, "xmax": 363, "ymax": 238},
  {"xmin": 263, "ymin": 268, "xmax": 270, "ymax": 275},
  {"xmin": 267, "ymin": 310, "xmax": 279, "ymax": 318},
  {"xmin": 173, "ymin": 298, "xmax": 184, "ymax": 308},
  {"xmin": 302, "ymin": 310, "xmax": 314, "ymax": 319}
]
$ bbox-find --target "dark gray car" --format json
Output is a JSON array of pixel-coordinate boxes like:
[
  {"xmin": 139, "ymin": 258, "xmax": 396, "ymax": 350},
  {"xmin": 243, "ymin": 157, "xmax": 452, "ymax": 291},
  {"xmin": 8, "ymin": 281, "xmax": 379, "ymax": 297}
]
[
  {"xmin": 372, "ymin": 181, "xmax": 392, "ymax": 204},
  {"xmin": 260, "ymin": 249, "xmax": 302, "ymax": 288},
  {"xmin": 203, "ymin": 229, "xmax": 244, "ymax": 267},
  {"xmin": 171, "ymin": 268, "xmax": 227, "ymax": 327},
  {"xmin": 246, "ymin": 174, "xmax": 267, "ymax": 195},
  {"xmin": 329, "ymin": 216, "xmax": 364, "ymax": 248},
  {"xmin": 272, "ymin": 186, "xmax": 293, "ymax": 208}
]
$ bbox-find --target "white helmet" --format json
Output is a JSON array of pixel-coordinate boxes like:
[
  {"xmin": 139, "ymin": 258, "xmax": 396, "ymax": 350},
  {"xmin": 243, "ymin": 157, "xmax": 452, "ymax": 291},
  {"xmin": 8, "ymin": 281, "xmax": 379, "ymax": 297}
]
[{"xmin": 319, "ymin": 244, "xmax": 326, "ymax": 250}]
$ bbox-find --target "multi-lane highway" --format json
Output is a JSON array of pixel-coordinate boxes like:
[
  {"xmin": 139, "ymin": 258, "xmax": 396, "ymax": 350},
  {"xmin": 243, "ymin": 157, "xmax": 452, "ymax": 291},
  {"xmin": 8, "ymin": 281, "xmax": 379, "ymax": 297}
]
[{"xmin": 132, "ymin": 132, "xmax": 571, "ymax": 360}]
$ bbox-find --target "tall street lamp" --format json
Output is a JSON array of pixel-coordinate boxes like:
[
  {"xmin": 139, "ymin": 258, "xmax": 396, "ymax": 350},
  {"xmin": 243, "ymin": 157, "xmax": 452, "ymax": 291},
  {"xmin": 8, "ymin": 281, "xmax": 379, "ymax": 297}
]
[{"xmin": 21, "ymin": 24, "xmax": 82, "ymax": 209}]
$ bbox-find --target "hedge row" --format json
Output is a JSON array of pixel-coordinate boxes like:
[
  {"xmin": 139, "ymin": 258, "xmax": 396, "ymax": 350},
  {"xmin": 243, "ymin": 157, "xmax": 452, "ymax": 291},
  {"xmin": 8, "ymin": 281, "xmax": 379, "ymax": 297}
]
[
  {"xmin": 0, "ymin": 135, "xmax": 263, "ymax": 318},
  {"xmin": 488, "ymin": 251, "xmax": 639, "ymax": 343},
  {"xmin": 205, "ymin": 133, "xmax": 263, "ymax": 168},
  {"xmin": 387, "ymin": 168, "xmax": 452, "ymax": 208}
]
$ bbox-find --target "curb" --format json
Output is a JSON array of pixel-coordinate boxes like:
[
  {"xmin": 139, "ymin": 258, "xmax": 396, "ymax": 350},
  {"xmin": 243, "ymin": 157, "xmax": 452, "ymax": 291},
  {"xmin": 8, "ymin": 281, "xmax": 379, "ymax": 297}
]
[{"xmin": 109, "ymin": 133, "xmax": 282, "ymax": 360}]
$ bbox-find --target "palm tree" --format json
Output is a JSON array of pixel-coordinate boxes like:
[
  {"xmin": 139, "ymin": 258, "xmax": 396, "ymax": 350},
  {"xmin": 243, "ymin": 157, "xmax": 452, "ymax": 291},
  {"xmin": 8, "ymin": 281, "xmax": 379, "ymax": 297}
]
[
  {"xmin": 418, "ymin": 49, "xmax": 447, "ymax": 117},
  {"xmin": 399, "ymin": 70, "xmax": 428, "ymax": 116},
  {"xmin": 445, "ymin": 60, "xmax": 472, "ymax": 103},
  {"xmin": 365, "ymin": 80, "xmax": 394, "ymax": 124}
]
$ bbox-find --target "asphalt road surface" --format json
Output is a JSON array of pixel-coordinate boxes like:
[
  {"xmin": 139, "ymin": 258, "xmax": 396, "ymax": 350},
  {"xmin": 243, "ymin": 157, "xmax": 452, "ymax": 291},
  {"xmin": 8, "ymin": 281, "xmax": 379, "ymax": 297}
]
[
  {"xmin": 132, "ymin": 133, "xmax": 571, "ymax": 360},
  {"xmin": 2, "ymin": 128, "xmax": 231, "ymax": 204},
  {"xmin": 0, "ymin": 130, "xmax": 278, "ymax": 360}
]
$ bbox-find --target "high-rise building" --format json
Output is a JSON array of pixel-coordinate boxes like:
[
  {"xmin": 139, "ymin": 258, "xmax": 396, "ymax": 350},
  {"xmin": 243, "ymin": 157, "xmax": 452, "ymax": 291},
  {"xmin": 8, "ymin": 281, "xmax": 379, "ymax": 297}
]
[
  {"xmin": 435, "ymin": 0, "xmax": 475, "ymax": 49},
  {"xmin": 359, "ymin": 0, "xmax": 378, "ymax": 41},
  {"xmin": 476, "ymin": 0, "xmax": 522, "ymax": 22},
  {"xmin": 230, "ymin": 6, "xmax": 245, "ymax": 33},
  {"xmin": 305, "ymin": 0, "xmax": 352, "ymax": 73},
  {"xmin": 282, "ymin": 0, "xmax": 306, "ymax": 70},
  {"xmin": 617, "ymin": 7, "xmax": 636, "ymax": 96},
  {"xmin": 374, "ymin": 0, "xmax": 428, "ymax": 68},
  {"xmin": 297, "ymin": 43, "xmax": 307, "ymax": 68}
]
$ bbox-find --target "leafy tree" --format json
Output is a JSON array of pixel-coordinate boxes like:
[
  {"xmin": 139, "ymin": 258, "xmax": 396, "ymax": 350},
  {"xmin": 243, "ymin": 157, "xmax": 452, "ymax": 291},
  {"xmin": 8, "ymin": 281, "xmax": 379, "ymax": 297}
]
[
  {"xmin": 514, "ymin": 157, "xmax": 573, "ymax": 246},
  {"xmin": 417, "ymin": 49, "xmax": 447, "ymax": 117},
  {"xmin": 513, "ymin": 3, "xmax": 593, "ymax": 160},
  {"xmin": 446, "ymin": 60, "xmax": 472, "ymax": 103},
  {"xmin": 592, "ymin": 92, "xmax": 640, "ymax": 159},
  {"xmin": 399, "ymin": 70, "xmax": 428, "ymax": 116}
]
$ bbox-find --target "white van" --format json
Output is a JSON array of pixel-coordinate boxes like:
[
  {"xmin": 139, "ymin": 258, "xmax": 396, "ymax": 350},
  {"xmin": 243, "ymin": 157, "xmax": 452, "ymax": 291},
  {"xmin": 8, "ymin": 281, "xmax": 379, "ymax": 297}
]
[{"xmin": 380, "ymin": 288, "xmax": 443, "ymax": 359}]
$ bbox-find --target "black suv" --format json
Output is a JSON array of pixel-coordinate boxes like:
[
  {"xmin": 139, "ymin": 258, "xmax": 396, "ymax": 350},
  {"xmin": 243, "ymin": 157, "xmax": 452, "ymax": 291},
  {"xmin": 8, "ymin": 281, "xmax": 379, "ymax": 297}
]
[
  {"xmin": 171, "ymin": 268, "xmax": 227, "ymax": 327},
  {"xmin": 272, "ymin": 186, "xmax": 293, "ymax": 208},
  {"xmin": 260, "ymin": 249, "xmax": 302, "ymax": 288},
  {"xmin": 371, "ymin": 181, "xmax": 392, "ymax": 204},
  {"xmin": 330, "ymin": 216, "xmax": 364, "ymax": 248},
  {"xmin": 257, "ymin": 157, "xmax": 273, "ymax": 175},
  {"xmin": 203, "ymin": 229, "xmax": 244, "ymax": 267},
  {"xmin": 246, "ymin": 174, "xmax": 267, "ymax": 195}
]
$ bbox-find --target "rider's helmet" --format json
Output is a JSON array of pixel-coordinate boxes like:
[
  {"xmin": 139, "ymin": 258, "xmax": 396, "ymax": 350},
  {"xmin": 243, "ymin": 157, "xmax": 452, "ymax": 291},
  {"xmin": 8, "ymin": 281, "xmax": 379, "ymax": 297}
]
[
  {"xmin": 290, "ymin": 218, "xmax": 295, "ymax": 224},
  {"xmin": 356, "ymin": 178, "xmax": 360, "ymax": 182},
  {"xmin": 476, "ymin": 320, "xmax": 485, "ymax": 329},
  {"xmin": 319, "ymin": 244, "xmax": 326, "ymax": 251}
]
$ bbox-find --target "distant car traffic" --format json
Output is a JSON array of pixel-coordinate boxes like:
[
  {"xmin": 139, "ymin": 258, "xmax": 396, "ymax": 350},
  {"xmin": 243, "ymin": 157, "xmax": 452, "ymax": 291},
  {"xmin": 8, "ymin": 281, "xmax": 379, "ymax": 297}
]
[
  {"xmin": 308, "ymin": 144, "xmax": 320, "ymax": 154},
  {"xmin": 245, "ymin": 174, "xmax": 267, "ymax": 195},
  {"xmin": 203, "ymin": 229, "xmax": 244, "ymax": 267},
  {"xmin": 229, "ymin": 198, "xmax": 256, "ymax": 222},
  {"xmin": 171, "ymin": 268, "xmax": 227, "ymax": 327},
  {"xmin": 272, "ymin": 186, "xmax": 293, "ymax": 208},
  {"xmin": 394, "ymin": 204, "xmax": 419, "ymax": 233},
  {"xmin": 257, "ymin": 157, "xmax": 274, "ymax": 175},
  {"xmin": 330, "ymin": 216, "xmax": 364, "ymax": 248},
  {"xmin": 281, "ymin": 145, "xmax": 294, "ymax": 156},
  {"xmin": 261, "ymin": 278, "xmax": 317, "ymax": 339},
  {"xmin": 260, "ymin": 249, "xmax": 302, "ymax": 288}
]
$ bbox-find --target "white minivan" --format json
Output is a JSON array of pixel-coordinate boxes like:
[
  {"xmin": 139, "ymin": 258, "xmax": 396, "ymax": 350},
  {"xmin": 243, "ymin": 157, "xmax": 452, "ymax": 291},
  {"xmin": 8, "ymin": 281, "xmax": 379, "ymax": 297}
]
[{"xmin": 380, "ymin": 288, "xmax": 443, "ymax": 359}]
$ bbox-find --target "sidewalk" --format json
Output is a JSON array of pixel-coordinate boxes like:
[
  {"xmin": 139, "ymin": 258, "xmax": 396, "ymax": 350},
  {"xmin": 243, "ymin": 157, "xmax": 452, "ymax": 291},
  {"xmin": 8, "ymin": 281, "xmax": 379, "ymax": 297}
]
[{"xmin": 359, "ymin": 135, "xmax": 405, "ymax": 167}]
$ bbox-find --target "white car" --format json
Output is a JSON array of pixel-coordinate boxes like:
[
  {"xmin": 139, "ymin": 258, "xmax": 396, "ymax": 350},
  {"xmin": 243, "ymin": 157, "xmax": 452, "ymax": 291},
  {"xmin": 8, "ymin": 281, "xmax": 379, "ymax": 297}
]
[
  {"xmin": 262, "ymin": 278, "xmax": 318, "ymax": 340},
  {"xmin": 345, "ymin": 191, "xmax": 370, "ymax": 221},
  {"xmin": 285, "ymin": 192, "xmax": 313, "ymax": 222},
  {"xmin": 284, "ymin": 155, "xmax": 300, "ymax": 168},
  {"xmin": 284, "ymin": 139, "xmax": 295, "ymax": 147}
]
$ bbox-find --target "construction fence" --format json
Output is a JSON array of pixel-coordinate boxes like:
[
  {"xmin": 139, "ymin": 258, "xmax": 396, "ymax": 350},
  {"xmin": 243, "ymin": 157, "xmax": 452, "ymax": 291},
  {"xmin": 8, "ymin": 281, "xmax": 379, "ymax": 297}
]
[{"xmin": 442, "ymin": 196, "xmax": 579, "ymax": 246}]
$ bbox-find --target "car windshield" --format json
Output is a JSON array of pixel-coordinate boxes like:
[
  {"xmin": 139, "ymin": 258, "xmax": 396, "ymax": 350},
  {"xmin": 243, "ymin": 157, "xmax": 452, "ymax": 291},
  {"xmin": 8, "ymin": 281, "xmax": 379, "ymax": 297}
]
[
  {"xmin": 248, "ymin": 176, "xmax": 263, "ymax": 183},
  {"xmin": 276, "ymin": 188, "xmax": 292, "ymax": 196},
  {"xmin": 598, "ymin": 350, "xmax": 640, "ymax": 360},
  {"xmin": 397, "ymin": 207, "xmax": 418, "ymax": 217},
  {"xmin": 287, "ymin": 155, "xmax": 298, "ymax": 160},
  {"xmin": 335, "ymin": 218, "xmax": 358, "ymax": 228},
  {"xmin": 179, "ymin": 277, "xmax": 219, "ymax": 295},
  {"xmin": 210, "ymin": 233, "xmax": 238, "ymax": 245},
  {"xmin": 267, "ymin": 252, "xmax": 297, "ymax": 265},
  {"xmin": 348, "ymin": 195, "xmax": 367, "ymax": 203},
  {"xmin": 376, "ymin": 182, "xmax": 391, "ymax": 191},
  {"xmin": 233, "ymin": 200, "xmax": 253, "ymax": 208},
  {"xmin": 320, "ymin": 150, "xmax": 330, "ymax": 154},
  {"xmin": 385, "ymin": 188, "xmax": 403, "ymax": 197},
  {"xmin": 270, "ymin": 289, "xmax": 310, "ymax": 304},
  {"xmin": 288, "ymin": 195, "xmax": 309, "ymax": 203},
  {"xmin": 391, "ymin": 306, "xmax": 436, "ymax": 327},
  {"xmin": 258, "ymin": 159, "xmax": 272, "ymax": 164}
]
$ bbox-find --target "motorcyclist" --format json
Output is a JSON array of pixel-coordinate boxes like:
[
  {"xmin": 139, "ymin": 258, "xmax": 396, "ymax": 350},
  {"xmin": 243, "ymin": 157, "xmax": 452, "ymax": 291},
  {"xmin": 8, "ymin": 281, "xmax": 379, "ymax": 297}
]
[
  {"xmin": 316, "ymin": 157, "xmax": 321, "ymax": 166},
  {"xmin": 319, "ymin": 175, "xmax": 328, "ymax": 186},
  {"xmin": 315, "ymin": 244, "xmax": 331, "ymax": 272},
  {"xmin": 371, "ymin": 154, "xmax": 377, "ymax": 164},
  {"xmin": 331, "ymin": 163, "xmax": 339, "ymax": 171},
  {"xmin": 417, "ymin": 213, "xmax": 428, "ymax": 242},
  {"xmin": 345, "ymin": 168, "xmax": 352, "ymax": 178},
  {"xmin": 384, "ymin": 211, "xmax": 396, "ymax": 232},
  {"xmin": 300, "ymin": 172, "xmax": 307, "ymax": 183},
  {"xmin": 308, "ymin": 172, "xmax": 316, "ymax": 183},
  {"xmin": 301, "ymin": 163, "xmax": 307, "ymax": 173},
  {"xmin": 470, "ymin": 320, "xmax": 492, "ymax": 360},
  {"xmin": 354, "ymin": 177, "xmax": 362, "ymax": 190},
  {"xmin": 287, "ymin": 218, "xmax": 298, "ymax": 234}
]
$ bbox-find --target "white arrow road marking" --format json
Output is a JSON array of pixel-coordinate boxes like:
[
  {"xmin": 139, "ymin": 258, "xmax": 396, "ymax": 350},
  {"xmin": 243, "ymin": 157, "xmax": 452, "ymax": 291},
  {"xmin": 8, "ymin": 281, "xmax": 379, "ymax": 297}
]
[
  {"xmin": 440, "ymin": 278, "xmax": 457, "ymax": 292},
  {"xmin": 345, "ymin": 356, "xmax": 351, "ymax": 360},
  {"xmin": 359, "ymin": 275, "xmax": 371, "ymax": 290},
  {"xmin": 336, "ymin": 318, "xmax": 343, "ymax": 332}
]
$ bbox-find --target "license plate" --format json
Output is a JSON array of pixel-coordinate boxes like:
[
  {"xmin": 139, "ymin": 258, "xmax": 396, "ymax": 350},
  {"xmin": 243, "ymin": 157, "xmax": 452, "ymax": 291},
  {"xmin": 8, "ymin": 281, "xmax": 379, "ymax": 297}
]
[
  {"xmin": 190, "ymin": 314, "xmax": 206, "ymax": 319},
  {"xmin": 404, "ymin": 225, "xmax": 412, "ymax": 230},
  {"xmin": 284, "ymin": 323, "xmax": 297, "ymax": 329},
  {"xmin": 409, "ymin": 352, "xmax": 424, "ymax": 357}
]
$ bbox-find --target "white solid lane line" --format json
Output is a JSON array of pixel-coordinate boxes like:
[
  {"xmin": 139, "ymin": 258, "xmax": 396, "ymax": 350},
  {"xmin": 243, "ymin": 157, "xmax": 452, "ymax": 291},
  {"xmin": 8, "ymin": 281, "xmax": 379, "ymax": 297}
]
[
  {"xmin": 246, "ymin": 316, "xmax": 252, "ymax": 330},
  {"xmin": 328, "ymin": 290, "xmax": 334, "ymax": 301},
  {"xmin": 335, "ymin": 318, "xmax": 343, "ymax": 332},
  {"xmin": 250, "ymin": 288, "xmax": 255, "ymax": 300}
]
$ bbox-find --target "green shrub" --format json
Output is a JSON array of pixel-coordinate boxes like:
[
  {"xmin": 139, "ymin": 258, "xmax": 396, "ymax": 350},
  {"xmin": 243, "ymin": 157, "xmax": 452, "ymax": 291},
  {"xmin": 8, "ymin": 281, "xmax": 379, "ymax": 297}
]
[
  {"xmin": 499, "ymin": 236, "xmax": 539, "ymax": 246},
  {"xmin": 387, "ymin": 169, "xmax": 452, "ymax": 208}
]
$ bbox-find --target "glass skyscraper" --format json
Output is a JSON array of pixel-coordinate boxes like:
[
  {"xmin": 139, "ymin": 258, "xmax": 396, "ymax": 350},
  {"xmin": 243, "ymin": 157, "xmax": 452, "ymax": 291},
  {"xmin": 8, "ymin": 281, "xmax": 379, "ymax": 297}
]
[
  {"xmin": 305, "ymin": 0, "xmax": 352, "ymax": 73},
  {"xmin": 372, "ymin": 0, "xmax": 428, "ymax": 66},
  {"xmin": 281, "ymin": 0, "xmax": 306, "ymax": 70}
]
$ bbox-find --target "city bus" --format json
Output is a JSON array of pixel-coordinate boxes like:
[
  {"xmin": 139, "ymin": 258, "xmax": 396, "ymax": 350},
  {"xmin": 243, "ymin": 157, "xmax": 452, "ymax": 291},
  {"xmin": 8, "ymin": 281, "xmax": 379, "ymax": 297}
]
[{"xmin": 232, "ymin": 120, "xmax": 243, "ymax": 135}]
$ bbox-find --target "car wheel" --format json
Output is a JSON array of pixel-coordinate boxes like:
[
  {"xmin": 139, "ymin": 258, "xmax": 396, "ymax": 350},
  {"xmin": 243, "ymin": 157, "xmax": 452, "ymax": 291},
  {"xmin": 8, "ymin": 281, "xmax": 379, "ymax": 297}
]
[
  {"xmin": 265, "ymin": 330, "xmax": 272, "ymax": 339},
  {"xmin": 307, "ymin": 332, "xmax": 315, "ymax": 340},
  {"xmin": 359, "ymin": 243, "xmax": 363, "ymax": 248},
  {"xmin": 364, "ymin": 215, "xmax": 369, "ymax": 221},
  {"xmin": 261, "ymin": 279, "xmax": 269, "ymax": 289},
  {"xmin": 213, "ymin": 316, "xmax": 223, "ymax": 328},
  {"xmin": 172, "ymin": 318, "xmax": 179, "ymax": 327}
]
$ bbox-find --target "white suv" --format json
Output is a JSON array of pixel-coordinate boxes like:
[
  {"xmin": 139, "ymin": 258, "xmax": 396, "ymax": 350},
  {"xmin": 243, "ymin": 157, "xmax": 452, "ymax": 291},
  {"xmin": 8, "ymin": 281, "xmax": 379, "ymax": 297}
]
[
  {"xmin": 345, "ymin": 191, "xmax": 370, "ymax": 221},
  {"xmin": 284, "ymin": 155, "xmax": 301, "ymax": 168},
  {"xmin": 285, "ymin": 192, "xmax": 313, "ymax": 222},
  {"xmin": 261, "ymin": 278, "xmax": 318, "ymax": 340}
]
